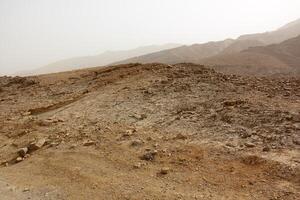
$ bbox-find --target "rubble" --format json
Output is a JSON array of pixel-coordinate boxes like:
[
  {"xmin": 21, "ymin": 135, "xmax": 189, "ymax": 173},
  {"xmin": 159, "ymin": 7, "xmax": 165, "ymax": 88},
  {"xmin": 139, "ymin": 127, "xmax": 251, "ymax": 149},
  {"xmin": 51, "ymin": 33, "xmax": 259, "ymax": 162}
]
[
  {"xmin": 28, "ymin": 138, "xmax": 46, "ymax": 151},
  {"xmin": 159, "ymin": 167, "xmax": 170, "ymax": 175},
  {"xmin": 122, "ymin": 129, "xmax": 136, "ymax": 137},
  {"xmin": 0, "ymin": 63, "xmax": 299, "ymax": 199},
  {"xmin": 244, "ymin": 142, "xmax": 256, "ymax": 148},
  {"xmin": 174, "ymin": 133, "xmax": 188, "ymax": 140},
  {"xmin": 18, "ymin": 147, "xmax": 28, "ymax": 157},
  {"xmin": 140, "ymin": 150, "xmax": 158, "ymax": 161},
  {"xmin": 133, "ymin": 162, "xmax": 143, "ymax": 169},
  {"xmin": 83, "ymin": 140, "xmax": 96, "ymax": 146},
  {"xmin": 262, "ymin": 146, "xmax": 271, "ymax": 152},
  {"xmin": 16, "ymin": 157, "xmax": 23, "ymax": 163},
  {"xmin": 130, "ymin": 139, "xmax": 143, "ymax": 147}
]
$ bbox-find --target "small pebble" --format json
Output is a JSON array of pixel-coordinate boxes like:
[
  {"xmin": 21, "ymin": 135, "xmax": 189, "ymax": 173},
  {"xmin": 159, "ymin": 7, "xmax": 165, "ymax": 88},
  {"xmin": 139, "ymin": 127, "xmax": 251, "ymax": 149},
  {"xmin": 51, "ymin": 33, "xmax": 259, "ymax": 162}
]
[{"xmin": 160, "ymin": 167, "xmax": 170, "ymax": 175}]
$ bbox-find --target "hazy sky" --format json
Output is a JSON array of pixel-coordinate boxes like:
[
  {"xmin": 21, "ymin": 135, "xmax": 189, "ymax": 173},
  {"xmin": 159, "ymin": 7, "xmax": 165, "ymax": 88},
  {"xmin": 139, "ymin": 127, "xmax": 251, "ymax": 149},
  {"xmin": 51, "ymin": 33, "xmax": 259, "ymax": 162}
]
[{"xmin": 0, "ymin": 0, "xmax": 299, "ymax": 75}]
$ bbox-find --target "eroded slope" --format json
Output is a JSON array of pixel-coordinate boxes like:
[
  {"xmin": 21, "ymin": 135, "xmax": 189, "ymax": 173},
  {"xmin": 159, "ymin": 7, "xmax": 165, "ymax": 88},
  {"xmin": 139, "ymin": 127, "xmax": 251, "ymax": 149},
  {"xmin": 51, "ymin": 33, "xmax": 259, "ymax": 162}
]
[{"xmin": 0, "ymin": 63, "xmax": 299, "ymax": 199}]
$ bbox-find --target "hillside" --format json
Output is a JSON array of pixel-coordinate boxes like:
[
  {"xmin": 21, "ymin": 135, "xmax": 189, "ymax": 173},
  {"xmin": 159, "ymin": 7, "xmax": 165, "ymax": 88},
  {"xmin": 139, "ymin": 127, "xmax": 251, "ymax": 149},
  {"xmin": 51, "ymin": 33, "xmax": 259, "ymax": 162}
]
[
  {"xmin": 114, "ymin": 39, "xmax": 235, "ymax": 65},
  {"xmin": 201, "ymin": 35, "xmax": 300, "ymax": 75},
  {"xmin": 18, "ymin": 43, "xmax": 180, "ymax": 76},
  {"xmin": 246, "ymin": 34, "xmax": 300, "ymax": 70},
  {"xmin": 0, "ymin": 63, "xmax": 299, "ymax": 199},
  {"xmin": 115, "ymin": 19, "xmax": 300, "ymax": 74},
  {"xmin": 238, "ymin": 18, "xmax": 300, "ymax": 44},
  {"xmin": 219, "ymin": 39, "xmax": 265, "ymax": 54}
]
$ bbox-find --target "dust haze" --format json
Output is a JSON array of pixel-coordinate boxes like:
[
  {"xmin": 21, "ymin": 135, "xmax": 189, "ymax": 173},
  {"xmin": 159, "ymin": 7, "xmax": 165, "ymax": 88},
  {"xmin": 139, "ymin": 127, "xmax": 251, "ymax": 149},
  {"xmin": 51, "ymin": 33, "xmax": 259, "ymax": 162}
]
[
  {"xmin": 0, "ymin": 0, "xmax": 300, "ymax": 75},
  {"xmin": 1, "ymin": 1, "xmax": 300, "ymax": 199}
]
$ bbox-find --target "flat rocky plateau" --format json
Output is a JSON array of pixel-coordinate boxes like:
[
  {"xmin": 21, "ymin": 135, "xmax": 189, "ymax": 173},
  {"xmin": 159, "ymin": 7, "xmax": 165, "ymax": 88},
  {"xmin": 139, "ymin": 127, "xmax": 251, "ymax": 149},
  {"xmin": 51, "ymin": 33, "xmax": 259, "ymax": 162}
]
[{"xmin": 0, "ymin": 63, "xmax": 299, "ymax": 199}]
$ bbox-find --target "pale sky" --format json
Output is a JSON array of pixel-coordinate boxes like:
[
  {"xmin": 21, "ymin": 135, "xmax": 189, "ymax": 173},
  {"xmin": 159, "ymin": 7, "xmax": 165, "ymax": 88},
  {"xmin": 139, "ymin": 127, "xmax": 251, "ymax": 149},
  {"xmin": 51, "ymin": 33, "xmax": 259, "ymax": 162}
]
[{"xmin": 0, "ymin": 0, "xmax": 299, "ymax": 75}]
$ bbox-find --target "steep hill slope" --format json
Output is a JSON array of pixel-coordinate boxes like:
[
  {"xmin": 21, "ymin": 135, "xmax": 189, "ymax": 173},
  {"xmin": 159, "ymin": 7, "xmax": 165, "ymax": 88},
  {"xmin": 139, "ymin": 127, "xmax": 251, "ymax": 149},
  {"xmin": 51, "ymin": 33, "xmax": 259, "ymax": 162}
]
[
  {"xmin": 245, "ymin": 34, "xmax": 300, "ymax": 69},
  {"xmin": 201, "ymin": 35, "xmax": 300, "ymax": 75},
  {"xmin": 0, "ymin": 63, "xmax": 299, "ymax": 199}
]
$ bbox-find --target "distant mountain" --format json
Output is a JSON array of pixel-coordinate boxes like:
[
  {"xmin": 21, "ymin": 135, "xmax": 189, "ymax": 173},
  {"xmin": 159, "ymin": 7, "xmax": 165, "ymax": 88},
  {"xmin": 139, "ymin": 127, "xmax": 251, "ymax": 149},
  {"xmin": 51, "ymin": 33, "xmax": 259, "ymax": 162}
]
[
  {"xmin": 18, "ymin": 18, "xmax": 300, "ymax": 76},
  {"xmin": 114, "ymin": 39, "xmax": 235, "ymax": 65},
  {"xmin": 115, "ymin": 18, "xmax": 300, "ymax": 67},
  {"xmin": 200, "ymin": 35, "xmax": 300, "ymax": 75},
  {"xmin": 18, "ymin": 43, "xmax": 181, "ymax": 75},
  {"xmin": 219, "ymin": 39, "xmax": 265, "ymax": 55},
  {"xmin": 238, "ymin": 18, "xmax": 300, "ymax": 44}
]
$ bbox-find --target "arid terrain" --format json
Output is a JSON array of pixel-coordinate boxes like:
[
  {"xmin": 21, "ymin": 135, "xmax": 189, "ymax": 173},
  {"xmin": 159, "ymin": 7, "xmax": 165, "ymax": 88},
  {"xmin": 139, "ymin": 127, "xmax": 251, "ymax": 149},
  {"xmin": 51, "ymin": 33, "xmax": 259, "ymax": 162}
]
[
  {"xmin": 0, "ymin": 63, "xmax": 299, "ymax": 199},
  {"xmin": 201, "ymin": 35, "xmax": 300, "ymax": 76},
  {"xmin": 115, "ymin": 19, "xmax": 300, "ymax": 76}
]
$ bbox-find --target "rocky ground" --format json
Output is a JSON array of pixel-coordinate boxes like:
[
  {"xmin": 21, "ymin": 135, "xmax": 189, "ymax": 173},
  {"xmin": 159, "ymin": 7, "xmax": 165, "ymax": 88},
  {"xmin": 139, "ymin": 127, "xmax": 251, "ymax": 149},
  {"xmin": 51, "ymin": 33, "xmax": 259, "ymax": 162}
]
[{"xmin": 0, "ymin": 63, "xmax": 299, "ymax": 199}]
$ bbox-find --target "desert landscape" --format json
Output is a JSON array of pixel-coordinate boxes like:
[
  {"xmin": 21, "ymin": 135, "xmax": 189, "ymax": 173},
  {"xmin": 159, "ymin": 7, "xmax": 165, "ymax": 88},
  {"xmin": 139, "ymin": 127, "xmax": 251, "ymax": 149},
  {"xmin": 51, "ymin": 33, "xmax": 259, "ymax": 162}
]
[
  {"xmin": 0, "ymin": 62, "xmax": 299, "ymax": 199},
  {"xmin": 116, "ymin": 19, "xmax": 300, "ymax": 76},
  {"xmin": 0, "ymin": 1, "xmax": 299, "ymax": 200}
]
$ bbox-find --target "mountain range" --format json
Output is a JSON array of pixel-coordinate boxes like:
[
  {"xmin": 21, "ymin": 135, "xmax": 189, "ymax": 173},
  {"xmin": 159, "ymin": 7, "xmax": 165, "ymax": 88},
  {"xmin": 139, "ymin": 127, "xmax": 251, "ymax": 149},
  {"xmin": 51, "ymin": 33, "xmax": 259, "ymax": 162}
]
[
  {"xmin": 201, "ymin": 35, "xmax": 300, "ymax": 75},
  {"xmin": 18, "ymin": 43, "xmax": 180, "ymax": 75},
  {"xmin": 20, "ymin": 18, "xmax": 300, "ymax": 76},
  {"xmin": 116, "ymin": 18, "xmax": 300, "ymax": 76}
]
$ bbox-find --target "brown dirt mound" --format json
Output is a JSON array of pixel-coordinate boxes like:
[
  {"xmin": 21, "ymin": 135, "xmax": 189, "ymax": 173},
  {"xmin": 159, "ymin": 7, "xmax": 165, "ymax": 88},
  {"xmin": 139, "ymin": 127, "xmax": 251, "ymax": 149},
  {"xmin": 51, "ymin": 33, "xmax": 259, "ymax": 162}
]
[{"xmin": 0, "ymin": 63, "xmax": 299, "ymax": 199}]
